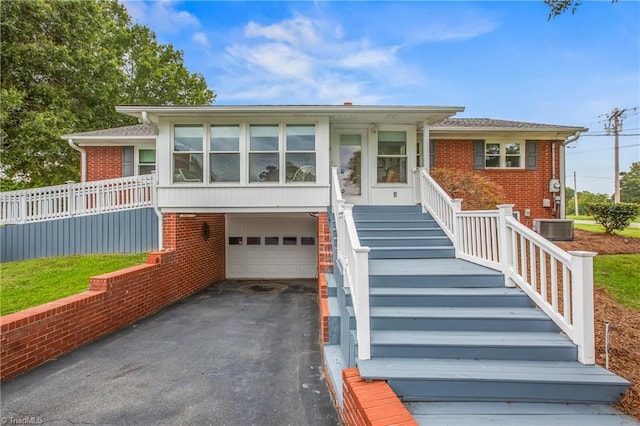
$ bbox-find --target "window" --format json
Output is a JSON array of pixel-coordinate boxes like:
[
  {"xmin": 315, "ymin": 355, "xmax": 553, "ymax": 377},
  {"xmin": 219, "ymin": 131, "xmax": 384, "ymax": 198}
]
[
  {"xmin": 377, "ymin": 131, "xmax": 407, "ymax": 183},
  {"xmin": 173, "ymin": 125, "xmax": 203, "ymax": 182},
  {"xmin": 138, "ymin": 149, "xmax": 156, "ymax": 175},
  {"xmin": 210, "ymin": 125, "xmax": 240, "ymax": 183},
  {"xmin": 265, "ymin": 237, "xmax": 279, "ymax": 245},
  {"xmin": 249, "ymin": 125, "xmax": 279, "ymax": 182},
  {"xmin": 286, "ymin": 125, "xmax": 316, "ymax": 182},
  {"xmin": 485, "ymin": 142, "xmax": 523, "ymax": 169},
  {"xmin": 246, "ymin": 237, "xmax": 261, "ymax": 245},
  {"xmin": 283, "ymin": 237, "xmax": 297, "ymax": 245},
  {"xmin": 301, "ymin": 237, "xmax": 315, "ymax": 246}
]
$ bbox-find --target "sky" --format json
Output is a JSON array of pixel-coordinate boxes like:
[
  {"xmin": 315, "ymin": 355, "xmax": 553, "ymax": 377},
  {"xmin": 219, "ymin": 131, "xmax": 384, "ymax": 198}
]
[{"xmin": 122, "ymin": 0, "xmax": 640, "ymax": 195}]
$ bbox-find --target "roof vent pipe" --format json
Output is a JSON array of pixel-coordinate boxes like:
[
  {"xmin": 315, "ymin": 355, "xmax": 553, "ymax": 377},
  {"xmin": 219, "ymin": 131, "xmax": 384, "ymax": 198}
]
[{"xmin": 343, "ymin": 102, "xmax": 353, "ymax": 106}]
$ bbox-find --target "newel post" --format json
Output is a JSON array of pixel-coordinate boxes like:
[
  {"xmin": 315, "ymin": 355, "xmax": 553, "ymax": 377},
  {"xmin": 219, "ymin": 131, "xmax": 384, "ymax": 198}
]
[
  {"xmin": 66, "ymin": 181, "xmax": 76, "ymax": 216},
  {"xmin": 451, "ymin": 198, "xmax": 462, "ymax": 255},
  {"xmin": 497, "ymin": 204, "xmax": 516, "ymax": 287},
  {"xmin": 569, "ymin": 251, "xmax": 597, "ymax": 364}
]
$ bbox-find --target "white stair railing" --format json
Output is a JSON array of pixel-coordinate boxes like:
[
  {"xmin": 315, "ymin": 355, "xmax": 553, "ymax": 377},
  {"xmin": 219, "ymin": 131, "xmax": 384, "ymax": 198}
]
[
  {"xmin": 413, "ymin": 167, "xmax": 596, "ymax": 364},
  {"xmin": 0, "ymin": 174, "xmax": 157, "ymax": 225},
  {"xmin": 331, "ymin": 167, "xmax": 371, "ymax": 360}
]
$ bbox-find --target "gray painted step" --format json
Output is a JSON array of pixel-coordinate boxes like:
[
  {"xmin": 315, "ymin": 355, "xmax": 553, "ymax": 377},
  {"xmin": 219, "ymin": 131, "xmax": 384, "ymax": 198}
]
[
  {"xmin": 369, "ymin": 258, "xmax": 504, "ymax": 288},
  {"xmin": 355, "ymin": 220, "xmax": 440, "ymax": 229},
  {"xmin": 368, "ymin": 246, "xmax": 455, "ymax": 259},
  {"xmin": 357, "ymin": 228, "xmax": 447, "ymax": 238},
  {"xmin": 369, "ymin": 330, "xmax": 577, "ymax": 361},
  {"xmin": 360, "ymin": 236, "xmax": 453, "ymax": 247},
  {"xmin": 353, "ymin": 205, "xmax": 422, "ymax": 213},
  {"xmin": 407, "ymin": 402, "xmax": 640, "ymax": 426},
  {"xmin": 353, "ymin": 212, "xmax": 434, "ymax": 221},
  {"xmin": 352, "ymin": 307, "xmax": 560, "ymax": 332},
  {"xmin": 369, "ymin": 287, "xmax": 535, "ymax": 307},
  {"xmin": 357, "ymin": 358, "xmax": 630, "ymax": 404}
]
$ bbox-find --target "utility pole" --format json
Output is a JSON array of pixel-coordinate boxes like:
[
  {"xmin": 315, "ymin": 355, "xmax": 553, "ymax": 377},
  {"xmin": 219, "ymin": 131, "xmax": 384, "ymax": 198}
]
[
  {"xmin": 605, "ymin": 108, "xmax": 627, "ymax": 203},
  {"xmin": 573, "ymin": 171, "xmax": 579, "ymax": 216}
]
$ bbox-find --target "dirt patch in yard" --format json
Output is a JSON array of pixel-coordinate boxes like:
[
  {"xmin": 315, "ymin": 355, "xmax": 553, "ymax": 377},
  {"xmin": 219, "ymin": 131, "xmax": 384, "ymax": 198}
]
[{"xmin": 556, "ymin": 230, "xmax": 640, "ymax": 420}]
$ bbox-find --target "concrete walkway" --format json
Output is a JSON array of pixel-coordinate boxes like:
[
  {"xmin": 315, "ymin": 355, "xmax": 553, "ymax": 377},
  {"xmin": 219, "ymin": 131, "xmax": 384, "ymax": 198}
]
[
  {"xmin": 574, "ymin": 219, "xmax": 640, "ymax": 228},
  {"xmin": 1, "ymin": 280, "xmax": 340, "ymax": 426}
]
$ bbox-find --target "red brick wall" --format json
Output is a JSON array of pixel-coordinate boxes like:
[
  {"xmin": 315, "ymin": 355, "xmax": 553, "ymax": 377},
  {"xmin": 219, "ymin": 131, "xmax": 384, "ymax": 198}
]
[
  {"xmin": 433, "ymin": 139, "xmax": 560, "ymax": 227},
  {"xmin": 317, "ymin": 211, "xmax": 333, "ymax": 274},
  {"xmin": 0, "ymin": 214, "xmax": 225, "ymax": 381},
  {"xmin": 85, "ymin": 146, "xmax": 122, "ymax": 181},
  {"xmin": 341, "ymin": 368, "xmax": 417, "ymax": 426},
  {"xmin": 318, "ymin": 274, "xmax": 330, "ymax": 343}
]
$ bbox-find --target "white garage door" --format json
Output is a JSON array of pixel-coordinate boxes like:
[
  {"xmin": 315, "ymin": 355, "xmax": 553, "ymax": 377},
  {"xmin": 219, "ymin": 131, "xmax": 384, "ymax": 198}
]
[{"xmin": 226, "ymin": 214, "xmax": 317, "ymax": 279}]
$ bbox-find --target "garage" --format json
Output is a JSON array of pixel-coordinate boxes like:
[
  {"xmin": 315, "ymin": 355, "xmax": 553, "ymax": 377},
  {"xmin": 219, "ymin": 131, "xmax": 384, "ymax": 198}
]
[{"xmin": 226, "ymin": 214, "xmax": 318, "ymax": 279}]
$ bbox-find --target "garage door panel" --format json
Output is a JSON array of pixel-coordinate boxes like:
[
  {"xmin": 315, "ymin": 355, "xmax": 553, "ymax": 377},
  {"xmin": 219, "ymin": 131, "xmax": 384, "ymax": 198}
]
[{"xmin": 226, "ymin": 215, "xmax": 317, "ymax": 279}]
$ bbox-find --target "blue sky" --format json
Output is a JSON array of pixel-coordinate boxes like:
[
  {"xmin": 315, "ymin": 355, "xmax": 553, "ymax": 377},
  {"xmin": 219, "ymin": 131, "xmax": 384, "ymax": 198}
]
[{"xmin": 123, "ymin": 0, "xmax": 640, "ymax": 195}]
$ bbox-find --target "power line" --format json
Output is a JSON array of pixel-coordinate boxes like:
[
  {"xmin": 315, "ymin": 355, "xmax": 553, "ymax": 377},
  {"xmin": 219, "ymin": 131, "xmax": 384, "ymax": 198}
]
[{"xmin": 566, "ymin": 143, "xmax": 640, "ymax": 153}]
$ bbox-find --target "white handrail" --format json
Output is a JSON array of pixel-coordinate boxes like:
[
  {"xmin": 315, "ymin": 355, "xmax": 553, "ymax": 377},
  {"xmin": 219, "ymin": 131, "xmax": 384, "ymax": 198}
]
[
  {"xmin": 416, "ymin": 169, "xmax": 596, "ymax": 364},
  {"xmin": 0, "ymin": 175, "xmax": 156, "ymax": 224},
  {"xmin": 331, "ymin": 167, "xmax": 371, "ymax": 360}
]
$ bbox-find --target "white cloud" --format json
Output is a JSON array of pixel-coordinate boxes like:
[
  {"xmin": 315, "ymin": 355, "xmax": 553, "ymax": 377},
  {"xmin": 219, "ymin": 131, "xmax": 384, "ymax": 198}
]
[
  {"xmin": 123, "ymin": 0, "xmax": 200, "ymax": 34},
  {"xmin": 245, "ymin": 16, "xmax": 322, "ymax": 46},
  {"xmin": 192, "ymin": 32, "xmax": 210, "ymax": 48}
]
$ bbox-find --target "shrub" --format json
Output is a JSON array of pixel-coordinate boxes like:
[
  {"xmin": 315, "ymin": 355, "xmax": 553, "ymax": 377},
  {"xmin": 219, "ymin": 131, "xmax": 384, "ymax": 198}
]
[
  {"xmin": 585, "ymin": 202, "xmax": 640, "ymax": 234},
  {"xmin": 430, "ymin": 168, "xmax": 505, "ymax": 210}
]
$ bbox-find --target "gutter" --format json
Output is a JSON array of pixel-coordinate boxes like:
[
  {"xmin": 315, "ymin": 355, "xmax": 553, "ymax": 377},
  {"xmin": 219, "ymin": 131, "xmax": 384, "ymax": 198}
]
[
  {"xmin": 558, "ymin": 129, "xmax": 586, "ymax": 218},
  {"xmin": 67, "ymin": 139, "xmax": 86, "ymax": 182}
]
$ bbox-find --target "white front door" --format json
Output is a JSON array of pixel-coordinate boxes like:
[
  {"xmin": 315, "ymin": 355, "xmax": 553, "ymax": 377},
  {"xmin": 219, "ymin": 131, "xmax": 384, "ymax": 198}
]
[{"xmin": 335, "ymin": 129, "xmax": 368, "ymax": 205}]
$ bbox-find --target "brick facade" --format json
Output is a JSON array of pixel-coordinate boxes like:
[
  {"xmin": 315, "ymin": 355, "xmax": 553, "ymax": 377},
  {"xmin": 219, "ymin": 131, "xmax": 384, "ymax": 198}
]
[
  {"xmin": 317, "ymin": 211, "xmax": 333, "ymax": 274},
  {"xmin": 85, "ymin": 146, "xmax": 123, "ymax": 181},
  {"xmin": 433, "ymin": 139, "xmax": 561, "ymax": 227},
  {"xmin": 0, "ymin": 214, "xmax": 225, "ymax": 381}
]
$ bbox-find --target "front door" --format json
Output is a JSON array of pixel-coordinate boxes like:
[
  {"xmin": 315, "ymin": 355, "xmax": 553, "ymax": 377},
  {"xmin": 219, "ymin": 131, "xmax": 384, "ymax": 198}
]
[{"xmin": 335, "ymin": 129, "xmax": 368, "ymax": 204}]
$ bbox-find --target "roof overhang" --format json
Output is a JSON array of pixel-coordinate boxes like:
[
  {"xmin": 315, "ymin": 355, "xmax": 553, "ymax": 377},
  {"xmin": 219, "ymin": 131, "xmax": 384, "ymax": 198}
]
[
  {"xmin": 115, "ymin": 105, "xmax": 466, "ymax": 126},
  {"xmin": 429, "ymin": 127, "xmax": 587, "ymax": 140}
]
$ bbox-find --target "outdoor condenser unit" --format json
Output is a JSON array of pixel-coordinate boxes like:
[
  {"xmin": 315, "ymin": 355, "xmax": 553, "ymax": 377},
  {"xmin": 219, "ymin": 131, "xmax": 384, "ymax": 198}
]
[{"xmin": 533, "ymin": 219, "xmax": 574, "ymax": 241}]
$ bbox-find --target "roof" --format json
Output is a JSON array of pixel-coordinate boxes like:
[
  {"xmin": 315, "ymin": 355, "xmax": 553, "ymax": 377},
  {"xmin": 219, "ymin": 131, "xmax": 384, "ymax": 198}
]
[
  {"xmin": 115, "ymin": 104, "xmax": 466, "ymax": 126},
  {"xmin": 62, "ymin": 124, "xmax": 158, "ymax": 139},
  {"xmin": 431, "ymin": 118, "xmax": 587, "ymax": 132}
]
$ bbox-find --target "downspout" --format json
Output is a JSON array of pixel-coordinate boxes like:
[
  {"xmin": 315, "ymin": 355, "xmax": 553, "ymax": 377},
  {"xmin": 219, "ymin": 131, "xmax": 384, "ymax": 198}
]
[
  {"xmin": 68, "ymin": 139, "xmax": 86, "ymax": 182},
  {"xmin": 558, "ymin": 130, "xmax": 584, "ymax": 219},
  {"xmin": 142, "ymin": 111, "xmax": 163, "ymax": 249}
]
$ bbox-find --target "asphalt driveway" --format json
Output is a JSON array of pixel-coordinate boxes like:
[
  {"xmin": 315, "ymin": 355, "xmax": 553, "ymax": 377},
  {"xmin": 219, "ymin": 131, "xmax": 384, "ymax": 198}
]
[{"xmin": 1, "ymin": 280, "xmax": 340, "ymax": 426}]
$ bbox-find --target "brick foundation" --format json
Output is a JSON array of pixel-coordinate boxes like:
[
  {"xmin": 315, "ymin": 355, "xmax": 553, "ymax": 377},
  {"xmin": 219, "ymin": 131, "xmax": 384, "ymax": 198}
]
[
  {"xmin": 318, "ymin": 211, "xmax": 333, "ymax": 273},
  {"xmin": 341, "ymin": 368, "xmax": 418, "ymax": 426},
  {"xmin": 0, "ymin": 213, "xmax": 225, "ymax": 381}
]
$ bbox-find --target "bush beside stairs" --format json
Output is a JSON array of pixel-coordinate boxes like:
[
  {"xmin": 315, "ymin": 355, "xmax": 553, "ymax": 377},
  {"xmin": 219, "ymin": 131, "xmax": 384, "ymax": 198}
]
[{"xmin": 327, "ymin": 205, "xmax": 635, "ymax": 426}]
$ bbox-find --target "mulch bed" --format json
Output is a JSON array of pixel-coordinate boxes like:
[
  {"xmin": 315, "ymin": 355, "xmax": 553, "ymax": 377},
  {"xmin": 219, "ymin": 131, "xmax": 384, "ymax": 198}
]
[{"xmin": 556, "ymin": 229, "xmax": 640, "ymax": 420}]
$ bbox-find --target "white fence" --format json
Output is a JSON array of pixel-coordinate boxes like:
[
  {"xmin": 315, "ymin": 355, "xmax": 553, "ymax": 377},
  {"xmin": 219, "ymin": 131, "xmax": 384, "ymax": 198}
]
[
  {"xmin": 0, "ymin": 175, "xmax": 156, "ymax": 225},
  {"xmin": 331, "ymin": 167, "xmax": 372, "ymax": 360},
  {"xmin": 414, "ymin": 168, "xmax": 596, "ymax": 364}
]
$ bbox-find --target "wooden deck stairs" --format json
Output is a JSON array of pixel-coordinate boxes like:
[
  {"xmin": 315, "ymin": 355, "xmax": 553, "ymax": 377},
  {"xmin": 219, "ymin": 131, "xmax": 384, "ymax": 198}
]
[{"xmin": 325, "ymin": 205, "xmax": 636, "ymax": 425}]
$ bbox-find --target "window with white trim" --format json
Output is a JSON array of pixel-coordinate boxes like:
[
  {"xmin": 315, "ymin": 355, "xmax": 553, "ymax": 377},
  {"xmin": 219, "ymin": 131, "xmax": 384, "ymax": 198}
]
[
  {"xmin": 249, "ymin": 125, "xmax": 279, "ymax": 183},
  {"xmin": 173, "ymin": 125, "xmax": 203, "ymax": 182},
  {"xmin": 138, "ymin": 149, "xmax": 156, "ymax": 175},
  {"xmin": 285, "ymin": 124, "xmax": 316, "ymax": 182},
  {"xmin": 377, "ymin": 130, "xmax": 407, "ymax": 183},
  {"xmin": 210, "ymin": 125, "xmax": 240, "ymax": 183},
  {"xmin": 485, "ymin": 142, "xmax": 523, "ymax": 169}
]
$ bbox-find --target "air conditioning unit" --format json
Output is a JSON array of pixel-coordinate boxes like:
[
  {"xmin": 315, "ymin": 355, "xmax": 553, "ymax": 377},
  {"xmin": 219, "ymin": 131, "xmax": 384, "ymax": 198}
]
[{"xmin": 533, "ymin": 219, "xmax": 574, "ymax": 241}]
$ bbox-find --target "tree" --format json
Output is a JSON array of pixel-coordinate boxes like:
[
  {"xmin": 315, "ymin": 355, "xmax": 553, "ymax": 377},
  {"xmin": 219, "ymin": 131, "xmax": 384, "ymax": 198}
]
[
  {"xmin": 620, "ymin": 162, "xmax": 640, "ymax": 203},
  {"xmin": 430, "ymin": 168, "xmax": 505, "ymax": 211},
  {"xmin": 0, "ymin": 0, "xmax": 215, "ymax": 189},
  {"xmin": 565, "ymin": 190, "xmax": 610, "ymax": 215},
  {"xmin": 545, "ymin": 0, "xmax": 618, "ymax": 20}
]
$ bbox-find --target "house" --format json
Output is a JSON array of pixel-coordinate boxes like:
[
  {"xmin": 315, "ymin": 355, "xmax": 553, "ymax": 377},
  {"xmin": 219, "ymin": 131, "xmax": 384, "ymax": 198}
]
[
  {"xmin": 3, "ymin": 104, "xmax": 633, "ymax": 423},
  {"xmin": 60, "ymin": 104, "xmax": 586, "ymax": 279}
]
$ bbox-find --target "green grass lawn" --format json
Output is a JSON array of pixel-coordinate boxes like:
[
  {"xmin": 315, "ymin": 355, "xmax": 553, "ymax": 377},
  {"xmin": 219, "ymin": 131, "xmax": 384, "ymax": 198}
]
[
  {"xmin": 594, "ymin": 254, "xmax": 640, "ymax": 310},
  {"xmin": 568, "ymin": 214, "xmax": 640, "ymax": 223},
  {"xmin": 0, "ymin": 253, "xmax": 147, "ymax": 316},
  {"xmin": 573, "ymin": 223, "xmax": 640, "ymax": 238}
]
